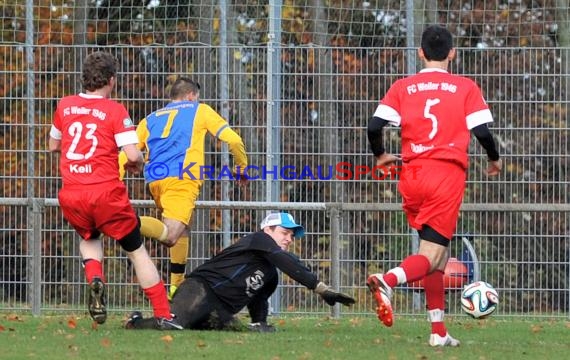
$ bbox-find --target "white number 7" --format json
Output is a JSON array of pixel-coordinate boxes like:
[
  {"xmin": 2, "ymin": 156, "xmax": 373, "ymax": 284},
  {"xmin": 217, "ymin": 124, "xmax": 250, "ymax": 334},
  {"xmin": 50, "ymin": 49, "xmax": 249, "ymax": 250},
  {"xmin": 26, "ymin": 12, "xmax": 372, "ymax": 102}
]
[{"xmin": 423, "ymin": 98, "xmax": 440, "ymax": 139}]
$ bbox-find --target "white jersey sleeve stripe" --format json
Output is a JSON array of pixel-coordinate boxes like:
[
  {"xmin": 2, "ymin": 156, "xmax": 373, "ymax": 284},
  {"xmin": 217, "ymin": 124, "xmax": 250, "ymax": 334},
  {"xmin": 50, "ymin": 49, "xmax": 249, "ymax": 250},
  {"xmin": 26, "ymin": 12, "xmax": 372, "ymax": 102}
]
[
  {"xmin": 466, "ymin": 109, "xmax": 494, "ymax": 130},
  {"xmin": 115, "ymin": 130, "xmax": 139, "ymax": 147},
  {"xmin": 373, "ymin": 104, "xmax": 401, "ymax": 126},
  {"xmin": 49, "ymin": 125, "xmax": 62, "ymax": 140}
]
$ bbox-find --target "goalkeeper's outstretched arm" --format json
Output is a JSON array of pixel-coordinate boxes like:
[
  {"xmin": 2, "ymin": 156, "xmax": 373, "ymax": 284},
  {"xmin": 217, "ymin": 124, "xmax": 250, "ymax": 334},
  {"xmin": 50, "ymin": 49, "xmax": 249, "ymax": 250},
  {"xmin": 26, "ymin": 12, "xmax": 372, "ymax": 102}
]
[{"xmin": 265, "ymin": 250, "xmax": 356, "ymax": 306}]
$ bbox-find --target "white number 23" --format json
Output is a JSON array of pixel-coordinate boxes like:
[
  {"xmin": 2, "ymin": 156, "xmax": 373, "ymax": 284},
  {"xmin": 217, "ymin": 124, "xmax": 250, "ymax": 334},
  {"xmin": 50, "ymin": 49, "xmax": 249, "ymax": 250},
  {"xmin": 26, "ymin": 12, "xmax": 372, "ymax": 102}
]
[{"xmin": 66, "ymin": 122, "xmax": 98, "ymax": 160}]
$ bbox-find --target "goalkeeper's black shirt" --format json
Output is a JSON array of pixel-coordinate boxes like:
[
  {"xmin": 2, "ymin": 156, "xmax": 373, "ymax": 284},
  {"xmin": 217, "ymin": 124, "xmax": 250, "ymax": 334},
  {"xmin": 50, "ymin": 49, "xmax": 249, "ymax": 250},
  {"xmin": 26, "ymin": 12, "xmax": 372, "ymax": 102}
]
[{"xmin": 189, "ymin": 231, "xmax": 319, "ymax": 314}]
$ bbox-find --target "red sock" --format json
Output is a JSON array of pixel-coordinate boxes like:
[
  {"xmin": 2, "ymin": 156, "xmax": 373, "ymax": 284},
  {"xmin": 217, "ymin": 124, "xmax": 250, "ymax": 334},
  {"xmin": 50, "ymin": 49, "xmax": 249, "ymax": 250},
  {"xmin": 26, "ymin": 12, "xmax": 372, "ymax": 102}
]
[
  {"xmin": 383, "ymin": 254, "xmax": 430, "ymax": 288},
  {"xmin": 143, "ymin": 281, "xmax": 171, "ymax": 319},
  {"xmin": 83, "ymin": 259, "xmax": 103, "ymax": 284},
  {"xmin": 424, "ymin": 270, "xmax": 447, "ymax": 336}
]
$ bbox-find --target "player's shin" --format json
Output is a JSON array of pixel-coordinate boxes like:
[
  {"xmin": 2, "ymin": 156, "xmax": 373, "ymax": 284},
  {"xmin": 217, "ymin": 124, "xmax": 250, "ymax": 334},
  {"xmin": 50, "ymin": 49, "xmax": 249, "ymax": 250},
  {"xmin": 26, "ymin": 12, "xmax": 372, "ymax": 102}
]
[{"xmin": 424, "ymin": 270, "xmax": 447, "ymax": 336}]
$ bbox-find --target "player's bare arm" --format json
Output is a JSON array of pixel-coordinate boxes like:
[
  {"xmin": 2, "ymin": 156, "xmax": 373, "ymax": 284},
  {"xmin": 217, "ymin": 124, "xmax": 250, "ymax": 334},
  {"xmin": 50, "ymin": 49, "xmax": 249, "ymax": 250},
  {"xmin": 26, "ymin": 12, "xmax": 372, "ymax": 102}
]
[
  {"xmin": 122, "ymin": 144, "xmax": 144, "ymax": 174},
  {"xmin": 486, "ymin": 159, "xmax": 502, "ymax": 176},
  {"xmin": 375, "ymin": 153, "xmax": 400, "ymax": 168},
  {"xmin": 48, "ymin": 137, "xmax": 61, "ymax": 153}
]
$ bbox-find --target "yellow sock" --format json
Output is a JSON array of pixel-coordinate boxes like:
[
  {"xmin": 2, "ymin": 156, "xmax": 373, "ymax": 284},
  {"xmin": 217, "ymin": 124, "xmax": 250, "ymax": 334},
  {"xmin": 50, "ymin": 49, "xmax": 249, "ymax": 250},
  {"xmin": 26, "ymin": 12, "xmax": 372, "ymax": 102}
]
[
  {"xmin": 170, "ymin": 273, "xmax": 185, "ymax": 289},
  {"xmin": 140, "ymin": 216, "xmax": 168, "ymax": 241},
  {"xmin": 168, "ymin": 284, "xmax": 178, "ymax": 301},
  {"xmin": 170, "ymin": 236, "xmax": 189, "ymax": 288}
]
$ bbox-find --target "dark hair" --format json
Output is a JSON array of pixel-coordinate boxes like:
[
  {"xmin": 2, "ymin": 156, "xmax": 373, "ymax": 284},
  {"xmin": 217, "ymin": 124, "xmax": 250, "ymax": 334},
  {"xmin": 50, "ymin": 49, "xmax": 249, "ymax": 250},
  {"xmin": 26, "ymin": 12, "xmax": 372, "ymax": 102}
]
[
  {"xmin": 420, "ymin": 25, "xmax": 453, "ymax": 61},
  {"xmin": 170, "ymin": 77, "xmax": 201, "ymax": 100},
  {"xmin": 81, "ymin": 51, "xmax": 118, "ymax": 91}
]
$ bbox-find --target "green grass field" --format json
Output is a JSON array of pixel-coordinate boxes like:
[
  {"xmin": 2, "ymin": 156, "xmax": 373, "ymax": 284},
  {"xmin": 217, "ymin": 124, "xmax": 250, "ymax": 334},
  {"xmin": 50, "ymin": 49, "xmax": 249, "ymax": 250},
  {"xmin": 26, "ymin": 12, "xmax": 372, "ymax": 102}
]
[{"xmin": 1, "ymin": 313, "xmax": 568, "ymax": 359}]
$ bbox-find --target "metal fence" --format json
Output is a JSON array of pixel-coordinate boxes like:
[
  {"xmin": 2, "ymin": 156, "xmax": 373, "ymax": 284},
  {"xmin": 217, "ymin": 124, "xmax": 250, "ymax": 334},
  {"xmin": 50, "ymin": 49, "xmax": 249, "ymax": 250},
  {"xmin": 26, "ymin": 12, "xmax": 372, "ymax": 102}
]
[
  {"xmin": 1, "ymin": 197, "xmax": 569, "ymax": 319},
  {"xmin": 1, "ymin": 44, "xmax": 569, "ymax": 318},
  {"xmin": 1, "ymin": 0, "xmax": 569, "ymax": 320}
]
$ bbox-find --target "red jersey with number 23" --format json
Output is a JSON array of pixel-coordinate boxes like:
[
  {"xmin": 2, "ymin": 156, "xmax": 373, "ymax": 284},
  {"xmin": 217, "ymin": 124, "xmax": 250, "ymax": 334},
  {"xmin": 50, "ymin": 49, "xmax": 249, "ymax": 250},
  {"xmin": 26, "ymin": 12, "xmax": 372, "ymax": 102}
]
[
  {"xmin": 50, "ymin": 93, "xmax": 138, "ymax": 186},
  {"xmin": 374, "ymin": 68, "xmax": 494, "ymax": 169}
]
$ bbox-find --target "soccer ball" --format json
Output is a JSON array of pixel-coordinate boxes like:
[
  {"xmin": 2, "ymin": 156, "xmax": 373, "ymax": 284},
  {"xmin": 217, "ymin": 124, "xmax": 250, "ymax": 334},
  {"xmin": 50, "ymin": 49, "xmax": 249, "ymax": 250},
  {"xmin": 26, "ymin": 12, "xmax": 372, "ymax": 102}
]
[{"xmin": 460, "ymin": 281, "xmax": 499, "ymax": 318}]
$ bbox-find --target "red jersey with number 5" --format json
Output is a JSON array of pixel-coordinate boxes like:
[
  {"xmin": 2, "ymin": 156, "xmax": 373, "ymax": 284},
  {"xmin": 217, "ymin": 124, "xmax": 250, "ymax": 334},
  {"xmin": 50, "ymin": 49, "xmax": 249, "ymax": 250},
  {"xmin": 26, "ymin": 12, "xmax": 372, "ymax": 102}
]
[
  {"xmin": 51, "ymin": 93, "xmax": 138, "ymax": 186},
  {"xmin": 373, "ymin": 68, "xmax": 494, "ymax": 169}
]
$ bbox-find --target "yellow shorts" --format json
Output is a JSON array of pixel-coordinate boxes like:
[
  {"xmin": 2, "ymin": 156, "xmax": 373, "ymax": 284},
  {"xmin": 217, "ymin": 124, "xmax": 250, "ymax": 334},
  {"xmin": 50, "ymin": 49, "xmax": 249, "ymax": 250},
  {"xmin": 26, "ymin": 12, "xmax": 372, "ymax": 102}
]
[{"xmin": 148, "ymin": 177, "xmax": 201, "ymax": 225}]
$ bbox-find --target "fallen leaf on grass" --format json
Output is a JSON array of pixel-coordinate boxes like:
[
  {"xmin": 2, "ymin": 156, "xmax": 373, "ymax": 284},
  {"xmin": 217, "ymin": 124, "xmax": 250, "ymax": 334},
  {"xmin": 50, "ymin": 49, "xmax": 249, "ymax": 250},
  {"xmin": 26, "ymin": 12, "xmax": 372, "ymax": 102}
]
[
  {"xmin": 0, "ymin": 324, "xmax": 5, "ymax": 331},
  {"xmin": 6, "ymin": 314, "xmax": 22, "ymax": 322},
  {"xmin": 196, "ymin": 339, "xmax": 206, "ymax": 348},
  {"xmin": 67, "ymin": 319, "xmax": 77, "ymax": 329},
  {"xmin": 349, "ymin": 317, "xmax": 364, "ymax": 326},
  {"xmin": 161, "ymin": 335, "xmax": 173, "ymax": 343},
  {"xmin": 530, "ymin": 324, "xmax": 543, "ymax": 333},
  {"xmin": 101, "ymin": 338, "xmax": 111, "ymax": 348}
]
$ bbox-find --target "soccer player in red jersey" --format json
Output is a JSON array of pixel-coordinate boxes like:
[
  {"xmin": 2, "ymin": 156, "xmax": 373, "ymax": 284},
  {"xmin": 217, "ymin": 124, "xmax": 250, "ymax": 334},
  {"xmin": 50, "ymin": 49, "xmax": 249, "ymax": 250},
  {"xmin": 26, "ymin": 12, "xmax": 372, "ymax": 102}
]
[
  {"xmin": 366, "ymin": 25, "xmax": 502, "ymax": 346},
  {"xmin": 48, "ymin": 51, "xmax": 181, "ymax": 329}
]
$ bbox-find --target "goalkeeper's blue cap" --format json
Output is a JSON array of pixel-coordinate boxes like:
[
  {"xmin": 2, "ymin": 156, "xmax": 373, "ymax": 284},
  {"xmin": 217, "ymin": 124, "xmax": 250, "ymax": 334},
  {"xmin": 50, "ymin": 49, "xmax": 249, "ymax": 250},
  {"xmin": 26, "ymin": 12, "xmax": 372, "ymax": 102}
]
[{"xmin": 260, "ymin": 212, "xmax": 305, "ymax": 238}]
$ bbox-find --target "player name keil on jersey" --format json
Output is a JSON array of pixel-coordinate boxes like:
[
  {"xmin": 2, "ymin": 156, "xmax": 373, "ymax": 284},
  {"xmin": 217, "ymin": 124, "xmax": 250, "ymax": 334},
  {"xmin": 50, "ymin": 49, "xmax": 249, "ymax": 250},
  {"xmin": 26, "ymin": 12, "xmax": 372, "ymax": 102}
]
[
  {"xmin": 69, "ymin": 163, "xmax": 93, "ymax": 174},
  {"xmin": 406, "ymin": 81, "xmax": 457, "ymax": 94},
  {"xmin": 63, "ymin": 106, "xmax": 107, "ymax": 121}
]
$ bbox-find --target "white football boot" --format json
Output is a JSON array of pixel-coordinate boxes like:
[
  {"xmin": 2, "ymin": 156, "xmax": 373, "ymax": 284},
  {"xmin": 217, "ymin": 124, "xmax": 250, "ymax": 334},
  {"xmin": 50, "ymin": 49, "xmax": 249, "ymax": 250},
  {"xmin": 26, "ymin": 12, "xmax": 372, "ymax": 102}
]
[{"xmin": 429, "ymin": 333, "xmax": 461, "ymax": 347}]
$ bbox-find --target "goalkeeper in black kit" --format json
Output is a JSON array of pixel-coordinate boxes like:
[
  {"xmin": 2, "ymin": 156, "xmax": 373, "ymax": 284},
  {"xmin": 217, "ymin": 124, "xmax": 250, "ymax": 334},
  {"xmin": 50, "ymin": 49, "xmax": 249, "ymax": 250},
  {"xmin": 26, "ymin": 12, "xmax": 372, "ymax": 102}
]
[{"xmin": 125, "ymin": 212, "xmax": 356, "ymax": 331}]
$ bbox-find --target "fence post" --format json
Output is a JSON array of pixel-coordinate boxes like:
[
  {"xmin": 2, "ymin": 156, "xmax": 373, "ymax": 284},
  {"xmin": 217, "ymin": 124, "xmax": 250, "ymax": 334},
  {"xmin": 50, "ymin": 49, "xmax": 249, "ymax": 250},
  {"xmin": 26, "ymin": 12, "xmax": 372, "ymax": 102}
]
[
  {"xmin": 405, "ymin": 0, "xmax": 417, "ymax": 75},
  {"xmin": 266, "ymin": 0, "xmax": 282, "ymax": 316},
  {"xmin": 266, "ymin": 0, "xmax": 281, "ymax": 204},
  {"xmin": 29, "ymin": 198, "xmax": 44, "ymax": 316},
  {"xmin": 219, "ymin": 0, "xmax": 231, "ymax": 248},
  {"xmin": 329, "ymin": 204, "xmax": 341, "ymax": 318}
]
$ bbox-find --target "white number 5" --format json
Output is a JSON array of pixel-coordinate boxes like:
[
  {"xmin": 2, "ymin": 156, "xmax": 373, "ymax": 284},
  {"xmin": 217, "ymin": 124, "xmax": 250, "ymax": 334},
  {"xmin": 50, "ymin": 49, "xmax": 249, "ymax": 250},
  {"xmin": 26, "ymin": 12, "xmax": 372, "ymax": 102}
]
[
  {"xmin": 423, "ymin": 98, "xmax": 440, "ymax": 139},
  {"xmin": 66, "ymin": 122, "xmax": 98, "ymax": 160}
]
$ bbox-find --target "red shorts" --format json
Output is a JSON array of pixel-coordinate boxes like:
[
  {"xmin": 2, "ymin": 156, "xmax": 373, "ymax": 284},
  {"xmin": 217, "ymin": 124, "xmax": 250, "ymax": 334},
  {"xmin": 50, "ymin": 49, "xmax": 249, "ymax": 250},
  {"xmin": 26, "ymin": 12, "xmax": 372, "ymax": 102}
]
[
  {"xmin": 398, "ymin": 159, "xmax": 466, "ymax": 240},
  {"xmin": 58, "ymin": 181, "xmax": 138, "ymax": 240}
]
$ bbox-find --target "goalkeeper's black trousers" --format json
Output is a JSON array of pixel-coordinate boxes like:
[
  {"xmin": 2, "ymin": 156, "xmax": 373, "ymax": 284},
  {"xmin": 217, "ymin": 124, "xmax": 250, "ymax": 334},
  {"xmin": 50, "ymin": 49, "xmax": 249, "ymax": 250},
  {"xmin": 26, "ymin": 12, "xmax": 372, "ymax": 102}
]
[{"xmin": 130, "ymin": 277, "xmax": 235, "ymax": 330}]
